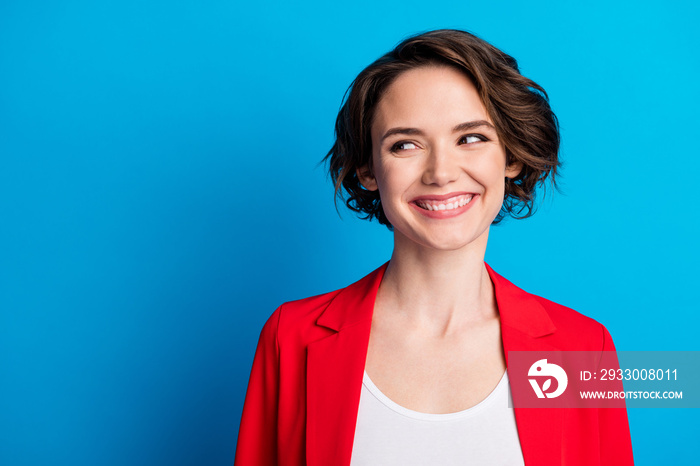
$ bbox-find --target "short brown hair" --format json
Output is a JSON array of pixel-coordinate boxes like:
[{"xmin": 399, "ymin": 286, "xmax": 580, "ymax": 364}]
[{"xmin": 321, "ymin": 29, "xmax": 561, "ymax": 230}]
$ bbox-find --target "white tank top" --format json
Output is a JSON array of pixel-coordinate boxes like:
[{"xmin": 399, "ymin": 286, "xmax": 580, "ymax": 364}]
[{"xmin": 349, "ymin": 371, "xmax": 525, "ymax": 466}]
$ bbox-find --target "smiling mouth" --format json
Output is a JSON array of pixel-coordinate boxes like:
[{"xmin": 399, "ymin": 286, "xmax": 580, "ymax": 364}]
[{"xmin": 414, "ymin": 194, "xmax": 474, "ymax": 211}]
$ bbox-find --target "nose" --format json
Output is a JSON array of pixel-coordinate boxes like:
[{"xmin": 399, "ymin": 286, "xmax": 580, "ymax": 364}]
[{"xmin": 421, "ymin": 144, "xmax": 460, "ymax": 186}]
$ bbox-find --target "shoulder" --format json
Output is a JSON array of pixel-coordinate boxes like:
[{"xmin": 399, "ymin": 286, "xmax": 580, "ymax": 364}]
[
  {"xmin": 258, "ymin": 287, "xmax": 344, "ymax": 348},
  {"xmin": 488, "ymin": 263, "xmax": 615, "ymax": 351},
  {"xmin": 533, "ymin": 292, "xmax": 600, "ymax": 333},
  {"xmin": 260, "ymin": 262, "xmax": 387, "ymax": 348},
  {"xmin": 277, "ymin": 288, "xmax": 342, "ymax": 326},
  {"xmin": 531, "ymin": 292, "xmax": 616, "ymax": 351}
]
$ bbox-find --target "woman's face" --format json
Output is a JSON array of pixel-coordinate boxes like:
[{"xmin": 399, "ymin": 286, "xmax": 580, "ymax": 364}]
[{"xmin": 358, "ymin": 65, "xmax": 522, "ymax": 252}]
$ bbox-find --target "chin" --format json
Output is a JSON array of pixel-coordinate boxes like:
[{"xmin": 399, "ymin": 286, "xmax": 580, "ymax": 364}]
[{"xmin": 416, "ymin": 232, "xmax": 482, "ymax": 251}]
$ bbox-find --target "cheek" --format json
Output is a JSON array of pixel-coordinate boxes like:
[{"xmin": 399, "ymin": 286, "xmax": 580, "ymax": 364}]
[
  {"xmin": 483, "ymin": 148, "xmax": 508, "ymax": 172},
  {"xmin": 373, "ymin": 164, "xmax": 413, "ymax": 225},
  {"xmin": 373, "ymin": 158, "xmax": 401, "ymax": 194},
  {"xmin": 375, "ymin": 172, "xmax": 401, "ymax": 210},
  {"xmin": 471, "ymin": 154, "xmax": 507, "ymax": 188}
]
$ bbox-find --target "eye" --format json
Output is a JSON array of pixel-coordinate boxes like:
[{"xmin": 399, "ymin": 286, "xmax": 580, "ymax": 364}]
[
  {"xmin": 460, "ymin": 134, "xmax": 488, "ymax": 145},
  {"xmin": 390, "ymin": 141, "xmax": 419, "ymax": 152}
]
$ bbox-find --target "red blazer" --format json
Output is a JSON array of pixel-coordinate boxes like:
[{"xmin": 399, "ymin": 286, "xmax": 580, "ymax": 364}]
[{"xmin": 234, "ymin": 261, "xmax": 634, "ymax": 465}]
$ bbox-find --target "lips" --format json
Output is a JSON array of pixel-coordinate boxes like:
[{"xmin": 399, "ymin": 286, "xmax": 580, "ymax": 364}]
[
  {"xmin": 410, "ymin": 192, "xmax": 478, "ymax": 211},
  {"xmin": 411, "ymin": 191, "xmax": 476, "ymax": 203},
  {"xmin": 414, "ymin": 194, "xmax": 473, "ymax": 211},
  {"xmin": 409, "ymin": 192, "xmax": 479, "ymax": 219}
]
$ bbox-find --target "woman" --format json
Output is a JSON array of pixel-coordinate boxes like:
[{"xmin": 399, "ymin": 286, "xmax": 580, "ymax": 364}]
[{"xmin": 234, "ymin": 29, "xmax": 633, "ymax": 466}]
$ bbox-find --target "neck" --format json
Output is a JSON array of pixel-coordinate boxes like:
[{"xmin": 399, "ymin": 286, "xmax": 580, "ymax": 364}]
[{"xmin": 376, "ymin": 228, "xmax": 497, "ymax": 336}]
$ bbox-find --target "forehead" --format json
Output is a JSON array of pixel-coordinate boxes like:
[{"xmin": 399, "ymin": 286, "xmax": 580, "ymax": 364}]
[{"xmin": 371, "ymin": 65, "xmax": 491, "ymax": 138}]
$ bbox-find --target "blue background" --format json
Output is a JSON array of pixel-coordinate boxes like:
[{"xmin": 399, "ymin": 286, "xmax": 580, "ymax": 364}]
[{"xmin": 1, "ymin": 0, "xmax": 697, "ymax": 464}]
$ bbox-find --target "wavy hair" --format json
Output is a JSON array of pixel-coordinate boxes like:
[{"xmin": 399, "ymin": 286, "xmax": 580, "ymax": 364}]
[{"xmin": 321, "ymin": 29, "xmax": 561, "ymax": 230}]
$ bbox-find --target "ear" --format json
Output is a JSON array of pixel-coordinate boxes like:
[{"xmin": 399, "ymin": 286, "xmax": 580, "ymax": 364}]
[
  {"xmin": 356, "ymin": 164, "xmax": 378, "ymax": 191},
  {"xmin": 505, "ymin": 160, "xmax": 523, "ymax": 179}
]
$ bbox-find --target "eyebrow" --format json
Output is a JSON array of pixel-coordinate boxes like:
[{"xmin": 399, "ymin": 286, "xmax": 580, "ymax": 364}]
[{"xmin": 380, "ymin": 120, "xmax": 496, "ymax": 143}]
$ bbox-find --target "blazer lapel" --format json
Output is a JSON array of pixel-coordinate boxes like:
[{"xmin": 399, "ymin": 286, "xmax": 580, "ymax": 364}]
[
  {"xmin": 486, "ymin": 263, "xmax": 564, "ymax": 466},
  {"xmin": 306, "ymin": 261, "xmax": 563, "ymax": 466},
  {"xmin": 306, "ymin": 261, "xmax": 388, "ymax": 466}
]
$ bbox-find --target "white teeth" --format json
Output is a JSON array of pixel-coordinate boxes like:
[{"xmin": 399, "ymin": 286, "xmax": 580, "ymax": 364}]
[{"xmin": 417, "ymin": 195, "xmax": 473, "ymax": 211}]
